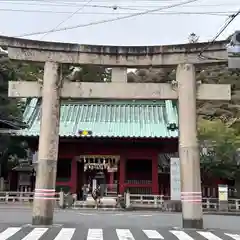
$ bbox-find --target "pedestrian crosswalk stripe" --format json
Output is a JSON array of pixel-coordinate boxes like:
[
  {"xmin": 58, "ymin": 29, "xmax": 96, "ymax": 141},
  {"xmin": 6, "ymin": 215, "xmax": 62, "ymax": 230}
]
[
  {"xmin": 197, "ymin": 231, "xmax": 223, "ymax": 240},
  {"xmin": 0, "ymin": 227, "xmax": 21, "ymax": 240},
  {"xmin": 116, "ymin": 229, "xmax": 135, "ymax": 240},
  {"xmin": 53, "ymin": 228, "xmax": 76, "ymax": 240},
  {"xmin": 87, "ymin": 229, "xmax": 103, "ymax": 240},
  {"xmin": 22, "ymin": 228, "xmax": 48, "ymax": 240},
  {"xmin": 143, "ymin": 229, "xmax": 164, "ymax": 239},
  {"xmin": 0, "ymin": 227, "xmax": 240, "ymax": 240},
  {"xmin": 170, "ymin": 230, "xmax": 195, "ymax": 240},
  {"xmin": 224, "ymin": 233, "xmax": 240, "ymax": 240}
]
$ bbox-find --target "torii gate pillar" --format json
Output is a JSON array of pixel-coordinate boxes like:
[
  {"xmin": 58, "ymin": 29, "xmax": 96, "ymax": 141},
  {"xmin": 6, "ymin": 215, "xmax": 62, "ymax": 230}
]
[
  {"xmin": 177, "ymin": 64, "xmax": 203, "ymax": 229},
  {"xmin": 32, "ymin": 61, "xmax": 61, "ymax": 225}
]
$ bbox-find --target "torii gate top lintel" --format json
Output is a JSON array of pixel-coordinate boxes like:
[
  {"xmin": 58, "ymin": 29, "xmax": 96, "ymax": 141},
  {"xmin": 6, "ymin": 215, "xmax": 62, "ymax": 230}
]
[
  {"xmin": 0, "ymin": 35, "xmax": 228, "ymax": 53},
  {"xmin": 0, "ymin": 35, "xmax": 228, "ymax": 66}
]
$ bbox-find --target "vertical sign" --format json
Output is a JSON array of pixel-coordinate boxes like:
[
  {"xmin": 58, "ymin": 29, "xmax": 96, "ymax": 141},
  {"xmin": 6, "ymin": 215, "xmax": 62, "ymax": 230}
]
[
  {"xmin": 218, "ymin": 184, "xmax": 228, "ymax": 201},
  {"xmin": 170, "ymin": 157, "xmax": 181, "ymax": 200}
]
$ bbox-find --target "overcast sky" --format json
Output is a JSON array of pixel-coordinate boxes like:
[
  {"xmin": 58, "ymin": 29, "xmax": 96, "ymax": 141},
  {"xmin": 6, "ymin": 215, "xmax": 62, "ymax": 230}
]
[{"xmin": 0, "ymin": 0, "xmax": 239, "ymax": 45}]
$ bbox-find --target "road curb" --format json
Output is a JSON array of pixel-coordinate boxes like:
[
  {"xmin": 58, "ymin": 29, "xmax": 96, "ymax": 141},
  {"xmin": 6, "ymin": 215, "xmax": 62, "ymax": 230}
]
[
  {"xmin": 1, "ymin": 204, "xmax": 240, "ymax": 216},
  {"xmin": 203, "ymin": 212, "xmax": 240, "ymax": 216}
]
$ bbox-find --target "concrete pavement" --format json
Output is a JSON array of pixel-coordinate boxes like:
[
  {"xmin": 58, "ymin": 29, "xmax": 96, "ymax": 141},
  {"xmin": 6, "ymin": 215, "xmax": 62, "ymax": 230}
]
[
  {"xmin": 0, "ymin": 208, "xmax": 240, "ymax": 230},
  {"xmin": 0, "ymin": 208, "xmax": 240, "ymax": 239}
]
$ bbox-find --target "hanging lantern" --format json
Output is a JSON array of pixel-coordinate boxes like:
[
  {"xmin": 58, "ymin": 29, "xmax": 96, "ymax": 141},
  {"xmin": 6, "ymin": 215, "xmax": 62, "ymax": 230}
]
[{"xmin": 78, "ymin": 130, "xmax": 93, "ymax": 136}]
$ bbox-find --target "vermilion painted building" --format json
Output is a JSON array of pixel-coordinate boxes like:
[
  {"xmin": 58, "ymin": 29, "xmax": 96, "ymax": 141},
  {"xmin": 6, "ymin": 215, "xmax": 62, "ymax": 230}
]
[{"xmin": 13, "ymin": 98, "xmax": 179, "ymax": 197}]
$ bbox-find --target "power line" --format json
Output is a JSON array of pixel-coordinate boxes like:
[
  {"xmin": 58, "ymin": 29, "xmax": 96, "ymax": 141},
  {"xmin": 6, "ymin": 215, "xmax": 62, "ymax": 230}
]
[
  {"xmin": 1, "ymin": 1, "xmax": 239, "ymax": 8},
  {"xmin": 199, "ymin": 9, "xmax": 240, "ymax": 60},
  {"xmin": 15, "ymin": 0, "xmax": 202, "ymax": 38},
  {"xmin": 1, "ymin": 0, "xmax": 239, "ymax": 15},
  {"xmin": 0, "ymin": 0, "xmax": 189, "ymax": 2},
  {"xmin": 0, "ymin": 1, "xmax": 237, "ymax": 18},
  {"xmin": 39, "ymin": 0, "xmax": 94, "ymax": 39},
  {"xmin": 0, "ymin": 8, "xmax": 233, "ymax": 16}
]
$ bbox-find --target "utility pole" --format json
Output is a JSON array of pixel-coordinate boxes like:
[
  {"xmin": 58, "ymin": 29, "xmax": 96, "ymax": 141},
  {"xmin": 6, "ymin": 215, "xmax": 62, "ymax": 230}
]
[
  {"xmin": 32, "ymin": 62, "xmax": 61, "ymax": 225},
  {"xmin": 177, "ymin": 63, "xmax": 203, "ymax": 229}
]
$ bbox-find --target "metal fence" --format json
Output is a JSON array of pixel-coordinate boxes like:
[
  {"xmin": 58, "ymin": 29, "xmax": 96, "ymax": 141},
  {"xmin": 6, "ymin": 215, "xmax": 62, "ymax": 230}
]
[
  {"xmin": 0, "ymin": 191, "xmax": 61, "ymax": 205},
  {"xmin": 158, "ymin": 185, "xmax": 237, "ymax": 198},
  {"xmin": 126, "ymin": 194, "xmax": 240, "ymax": 212},
  {"xmin": 1, "ymin": 191, "xmax": 240, "ymax": 212}
]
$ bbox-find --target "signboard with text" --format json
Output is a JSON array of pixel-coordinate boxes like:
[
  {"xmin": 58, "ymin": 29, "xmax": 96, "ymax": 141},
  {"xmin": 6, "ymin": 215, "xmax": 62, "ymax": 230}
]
[
  {"xmin": 170, "ymin": 157, "xmax": 181, "ymax": 201},
  {"xmin": 218, "ymin": 184, "xmax": 228, "ymax": 201}
]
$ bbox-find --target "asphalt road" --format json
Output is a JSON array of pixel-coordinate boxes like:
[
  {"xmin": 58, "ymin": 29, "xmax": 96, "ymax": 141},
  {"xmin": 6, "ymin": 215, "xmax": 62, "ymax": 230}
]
[{"xmin": 0, "ymin": 208, "xmax": 240, "ymax": 239}]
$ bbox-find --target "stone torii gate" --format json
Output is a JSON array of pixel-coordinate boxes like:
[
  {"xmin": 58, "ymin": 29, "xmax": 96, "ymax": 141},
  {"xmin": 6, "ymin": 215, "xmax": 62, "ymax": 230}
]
[{"xmin": 0, "ymin": 35, "xmax": 230, "ymax": 229}]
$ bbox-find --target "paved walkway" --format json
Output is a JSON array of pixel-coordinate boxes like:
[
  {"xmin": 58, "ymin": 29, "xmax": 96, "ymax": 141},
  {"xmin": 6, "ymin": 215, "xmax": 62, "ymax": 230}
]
[
  {"xmin": 0, "ymin": 209, "xmax": 240, "ymax": 231},
  {"xmin": 0, "ymin": 225, "xmax": 240, "ymax": 240}
]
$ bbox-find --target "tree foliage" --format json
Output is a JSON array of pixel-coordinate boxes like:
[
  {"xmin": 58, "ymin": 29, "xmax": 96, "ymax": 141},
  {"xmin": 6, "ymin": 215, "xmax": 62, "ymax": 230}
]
[
  {"xmin": 198, "ymin": 119, "xmax": 240, "ymax": 179},
  {"xmin": 0, "ymin": 59, "xmax": 30, "ymax": 174},
  {"xmin": 0, "ymin": 60, "xmax": 24, "ymax": 119},
  {"xmin": 198, "ymin": 119, "xmax": 240, "ymax": 195},
  {"xmin": 66, "ymin": 65, "xmax": 111, "ymax": 82}
]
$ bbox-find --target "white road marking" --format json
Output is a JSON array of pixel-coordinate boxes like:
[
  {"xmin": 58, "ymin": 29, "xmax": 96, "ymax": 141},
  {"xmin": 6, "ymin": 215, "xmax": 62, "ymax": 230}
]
[
  {"xmin": 170, "ymin": 230, "xmax": 194, "ymax": 240},
  {"xmin": 21, "ymin": 228, "xmax": 48, "ymax": 240},
  {"xmin": 143, "ymin": 230, "xmax": 164, "ymax": 239},
  {"xmin": 197, "ymin": 231, "xmax": 223, "ymax": 240},
  {"xmin": 78, "ymin": 213, "xmax": 95, "ymax": 216},
  {"xmin": 225, "ymin": 233, "xmax": 240, "ymax": 240},
  {"xmin": 116, "ymin": 229, "xmax": 135, "ymax": 240},
  {"xmin": 139, "ymin": 215, "xmax": 152, "ymax": 217},
  {"xmin": 53, "ymin": 228, "xmax": 75, "ymax": 240},
  {"xmin": 0, "ymin": 227, "xmax": 21, "ymax": 240},
  {"xmin": 87, "ymin": 229, "xmax": 103, "ymax": 240}
]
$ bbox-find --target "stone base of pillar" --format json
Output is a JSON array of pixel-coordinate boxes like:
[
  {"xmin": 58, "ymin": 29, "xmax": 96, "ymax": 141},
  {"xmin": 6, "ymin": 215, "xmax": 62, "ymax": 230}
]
[
  {"xmin": 32, "ymin": 216, "xmax": 53, "ymax": 226},
  {"xmin": 182, "ymin": 218, "xmax": 203, "ymax": 229}
]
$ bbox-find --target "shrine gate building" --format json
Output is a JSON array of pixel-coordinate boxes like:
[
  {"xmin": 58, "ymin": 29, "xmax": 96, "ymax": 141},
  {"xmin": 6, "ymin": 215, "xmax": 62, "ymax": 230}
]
[{"xmin": 13, "ymin": 98, "xmax": 178, "ymax": 197}]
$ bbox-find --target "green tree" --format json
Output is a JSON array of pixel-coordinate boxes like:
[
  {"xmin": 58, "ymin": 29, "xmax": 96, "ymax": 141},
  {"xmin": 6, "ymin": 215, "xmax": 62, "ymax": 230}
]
[
  {"xmin": 198, "ymin": 119, "xmax": 240, "ymax": 196},
  {"xmin": 64, "ymin": 64, "xmax": 111, "ymax": 82},
  {"xmin": 0, "ymin": 59, "xmax": 29, "ymax": 177}
]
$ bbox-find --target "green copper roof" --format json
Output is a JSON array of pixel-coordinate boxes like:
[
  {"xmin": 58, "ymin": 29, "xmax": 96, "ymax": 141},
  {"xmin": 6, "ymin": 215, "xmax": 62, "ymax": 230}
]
[{"xmin": 18, "ymin": 99, "xmax": 178, "ymax": 138}]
